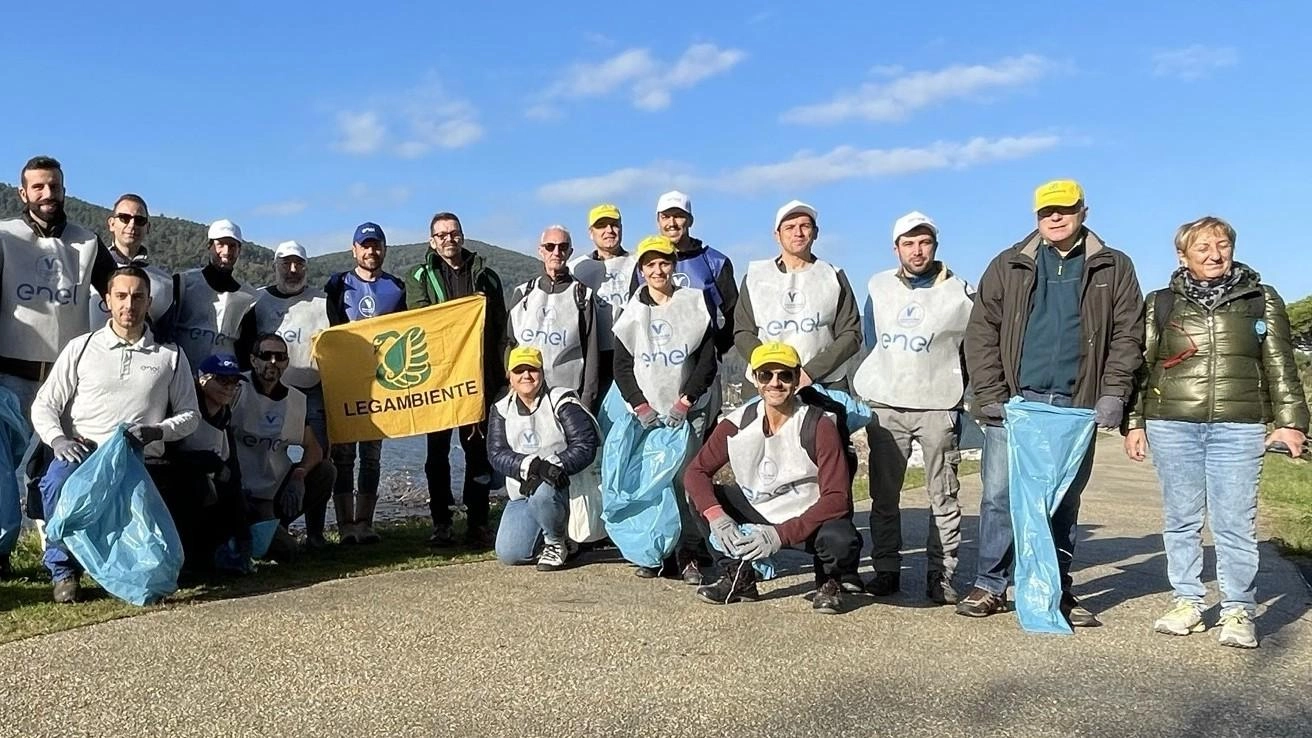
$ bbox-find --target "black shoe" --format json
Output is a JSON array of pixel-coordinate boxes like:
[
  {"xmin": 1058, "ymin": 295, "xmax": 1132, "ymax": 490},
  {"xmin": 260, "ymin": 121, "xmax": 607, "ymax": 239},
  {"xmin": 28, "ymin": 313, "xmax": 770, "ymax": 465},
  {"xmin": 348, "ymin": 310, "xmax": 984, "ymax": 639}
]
[
  {"xmin": 865, "ymin": 571, "xmax": 900, "ymax": 597},
  {"xmin": 427, "ymin": 523, "xmax": 455, "ymax": 547},
  {"xmin": 0, "ymin": 553, "xmax": 12, "ymax": 580},
  {"xmin": 955, "ymin": 586, "xmax": 1007, "ymax": 617},
  {"xmin": 926, "ymin": 575, "xmax": 959, "ymax": 605},
  {"xmin": 812, "ymin": 578, "xmax": 844, "ymax": 614},
  {"xmin": 1061, "ymin": 593, "xmax": 1102, "ymax": 627},
  {"xmin": 634, "ymin": 566, "xmax": 660, "ymax": 578},
  {"xmin": 680, "ymin": 560, "xmax": 703, "ymax": 586},
  {"xmin": 52, "ymin": 577, "xmax": 81, "ymax": 604},
  {"xmin": 464, "ymin": 525, "xmax": 496, "ymax": 550},
  {"xmin": 305, "ymin": 533, "xmax": 330, "ymax": 551},
  {"xmin": 695, "ymin": 560, "xmax": 760, "ymax": 605}
]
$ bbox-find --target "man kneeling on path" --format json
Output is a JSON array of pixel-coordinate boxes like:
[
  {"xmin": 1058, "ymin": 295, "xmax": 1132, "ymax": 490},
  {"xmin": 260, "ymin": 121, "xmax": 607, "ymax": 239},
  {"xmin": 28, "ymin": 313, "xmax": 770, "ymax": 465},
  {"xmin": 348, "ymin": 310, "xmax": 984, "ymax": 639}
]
[
  {"xmin": 486, "ymin": 347, "xmax": 600, "ymax": 571},
  {"xmin": 31, "ymin": 266, "xmax": 199, "ymax": 603},
  {"xmin": 683, "ymin": 342, "xmax": 861, "ymax": 614}
]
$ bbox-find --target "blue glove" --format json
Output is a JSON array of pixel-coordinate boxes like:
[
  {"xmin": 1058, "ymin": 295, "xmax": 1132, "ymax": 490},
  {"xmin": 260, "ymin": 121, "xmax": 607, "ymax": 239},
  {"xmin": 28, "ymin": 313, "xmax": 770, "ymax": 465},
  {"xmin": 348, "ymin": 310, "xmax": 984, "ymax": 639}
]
[{"xmin": 739, "ymin": 525, "xmax": 782, "ymax": 561}]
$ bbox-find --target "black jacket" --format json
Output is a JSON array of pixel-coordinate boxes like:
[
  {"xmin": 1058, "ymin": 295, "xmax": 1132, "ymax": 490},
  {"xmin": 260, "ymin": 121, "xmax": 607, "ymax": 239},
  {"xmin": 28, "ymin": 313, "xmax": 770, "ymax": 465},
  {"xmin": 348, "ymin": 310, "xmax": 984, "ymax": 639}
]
[
  {"xmin": 406, "ymin": 249, "xmax": 509, "ymax": 400},
  {"xmin": 486, "ymin": 388, "xmax": 600, "ymax": 487}
]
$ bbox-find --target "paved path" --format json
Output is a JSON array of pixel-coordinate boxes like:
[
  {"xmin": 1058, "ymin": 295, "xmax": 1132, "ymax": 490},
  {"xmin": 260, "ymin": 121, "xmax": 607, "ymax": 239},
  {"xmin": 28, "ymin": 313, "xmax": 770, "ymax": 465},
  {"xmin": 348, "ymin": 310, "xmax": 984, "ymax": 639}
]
[{"xmin": 1, "ymin": 436, "xmax": 1308, "ymax": 737}]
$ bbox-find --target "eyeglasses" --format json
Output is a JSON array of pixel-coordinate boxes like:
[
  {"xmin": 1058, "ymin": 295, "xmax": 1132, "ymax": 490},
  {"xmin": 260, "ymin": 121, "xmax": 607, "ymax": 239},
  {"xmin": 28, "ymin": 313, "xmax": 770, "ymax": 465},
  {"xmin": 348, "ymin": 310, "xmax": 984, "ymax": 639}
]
[
  {"xmin": 255, "ymin": 351, "xmax": 289, "ymax": 363},
  {"xmin": 540, "ymin": 242, "xmax": 571, "ymax": 253},
  {"xmin": 113, "ymin": 213, "xmax": 149, "ymax": 226},
  {"xmin": 431, "ymin": 231, "xmax": 463, "ymax": 242},
  {"xmin": 754, "ymin": 368, "xmax": 797, "ymax": 385}
]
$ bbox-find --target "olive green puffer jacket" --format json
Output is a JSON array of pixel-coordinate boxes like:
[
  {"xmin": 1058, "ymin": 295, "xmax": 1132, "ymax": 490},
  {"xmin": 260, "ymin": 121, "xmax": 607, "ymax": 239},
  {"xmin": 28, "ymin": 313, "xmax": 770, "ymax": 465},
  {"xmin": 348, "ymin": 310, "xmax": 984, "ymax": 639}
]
[{"xmin": 1128, "ymin": 265, "xmax": 1309, "ymax": 432}]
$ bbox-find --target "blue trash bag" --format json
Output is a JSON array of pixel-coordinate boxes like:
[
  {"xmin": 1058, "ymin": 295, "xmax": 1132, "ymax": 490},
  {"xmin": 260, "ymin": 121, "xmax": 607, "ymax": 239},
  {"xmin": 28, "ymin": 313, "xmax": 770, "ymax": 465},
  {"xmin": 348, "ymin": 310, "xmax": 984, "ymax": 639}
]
[
  {"xmin": 707, "ymin": 522, "xmax": 778, "ymax": 580},
  {"xmin": 600, "ymin": 401, "xmax": 691, "ymax": 569},
  {"xmin": 45, "ymin": 426, "xmax": 184, "ymax": 606},
  {"xmin": 1004, "ymin": 397, "xmax": 1096, "ymax": 635},
  {"xmin": 0, "ymin": 386, "xmax": 31, "ymax": 556},
  {"xmin": 248, "ymin": 520, "xmax": 279, "ymax": 559}
]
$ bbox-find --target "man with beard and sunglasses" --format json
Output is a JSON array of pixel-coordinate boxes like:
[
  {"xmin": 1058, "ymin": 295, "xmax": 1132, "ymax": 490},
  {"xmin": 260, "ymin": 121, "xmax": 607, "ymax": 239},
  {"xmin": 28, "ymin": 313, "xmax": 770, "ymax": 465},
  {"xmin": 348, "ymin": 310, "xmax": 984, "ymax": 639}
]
[
  {"xmin": 506, "ymin": 225, "xmax": 600, "ymax": 410},
  {"xmin": 254, "ymin": 241, "xmax": 332, "ymax": 546},
  {"xmin": 324, "ymin": 222, "xmax": 406, "ymax": 544},
  {"xmin": 0, "ymin": 156, "xmax": 117, "ymax": 578},
  {"xmin": 683, "ymin": 342, "xmax": 861, "ymax": 614},
  {"xmin": 406, "ymin": 212, "xmax": 507, "ymax": 549},
  {"xmin": 91, "ymin": 194, "xmax": 172, "ymax": 327},
  {"xmin": 168, "ymin": 219, "xmax": 260, "ymax": 372}
]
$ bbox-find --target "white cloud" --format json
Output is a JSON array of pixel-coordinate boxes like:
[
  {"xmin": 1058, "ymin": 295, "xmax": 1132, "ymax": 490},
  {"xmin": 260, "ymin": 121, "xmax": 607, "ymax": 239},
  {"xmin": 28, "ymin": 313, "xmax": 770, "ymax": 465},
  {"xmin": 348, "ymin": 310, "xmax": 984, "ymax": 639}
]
[
  {"xmin": 535, "ymin": 43, "xmax": 746, "ymax": 115},
  {"xmin": 331, "ymin": 80, "xmax": 483, "ymax": 157},
  {"xmin": 782, "ymin": 55, "xmax": 1048, "ymax": 125},
  {"xmin": 252, "ymin": 199, "xmax": 308, "ymax": 217},
  {"xmin": 535, "ymin": 134, "xmax": 1061, "ymax": 203},
  {"xmin": 1152, "ymin": 45, "xmax": 1238, "ymax": 80}
]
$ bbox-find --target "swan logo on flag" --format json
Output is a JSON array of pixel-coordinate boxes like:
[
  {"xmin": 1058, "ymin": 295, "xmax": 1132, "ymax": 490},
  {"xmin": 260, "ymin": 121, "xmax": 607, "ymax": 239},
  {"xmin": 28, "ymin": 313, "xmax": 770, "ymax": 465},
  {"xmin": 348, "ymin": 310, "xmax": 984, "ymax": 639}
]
[{"xmin": 372, "ymin": 326, "xmax": 431, "ymax": 391}]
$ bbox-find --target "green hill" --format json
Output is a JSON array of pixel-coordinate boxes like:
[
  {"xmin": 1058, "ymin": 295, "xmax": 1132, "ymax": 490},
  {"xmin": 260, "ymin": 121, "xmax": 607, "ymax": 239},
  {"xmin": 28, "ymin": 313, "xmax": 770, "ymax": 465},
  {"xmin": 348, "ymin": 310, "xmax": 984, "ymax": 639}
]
[{"xmin": 0, "ymin": 184, "xmax": 539, "ymax": 295}]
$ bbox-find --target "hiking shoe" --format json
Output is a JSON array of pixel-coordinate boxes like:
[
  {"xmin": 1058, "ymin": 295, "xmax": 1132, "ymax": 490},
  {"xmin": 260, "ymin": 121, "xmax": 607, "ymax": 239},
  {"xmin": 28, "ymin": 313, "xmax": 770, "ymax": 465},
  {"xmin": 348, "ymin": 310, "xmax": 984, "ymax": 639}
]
[
  {"xmin": 338, "ymin": 522, "xmax": 362, "ymax": 545},
  {"xmin": 356, "ymin": 523, "xmax": 382, "ymax": 545},
  {"xmin": 634, "ymin": 566, "xmax": 660, "ymax": 578},
  {"xmin": 536, "ymin": 540, "xmax": 567, "ymax": 572},
  {"xmin": 1217, "ymin": 608, "xmax": 1258, "ymax": 649},
  {"xmin": 1060, "ymin": 593, "xmax": 1102, "ymax": 627},
  {"xmin": 52, "ymin": 577, "xmax": 80, "ymax": 604},
  {"xmin": 1154, "ymin": 598, "xmax": 1205, "ymax": 636},
  {"xmin": 955, "ymin": 586, "xmax": 1006, "ymax": 617},
  {"xmin": 565, "ymin": 540, "xmax": 581, "ymax": 561},
  {"xmin": 836, "ymin": 572, "xmax": 865, "ymax": 594},
  {"xmin": 927, "ymin": 576, "xmax": 959, "ymax": 606},
  {"xmin": 865, "ymin": 571, "xmax": 900, "ymax": 597},
  {"xmin": 680, "ymin": 560, "xmax": 704, "ymax": 586},
  {"xmin": 812, "ymin": 578, "xmax": 844, "ymax": 615},
  {"xmin": 464, "ymin": 525, "xmax": 496, "ymax": 550},
  {"xmin": 304, "ymin": 533, "xmax": 330, "ymax": 551},
  {"xmin": 427, "ymin": 523, "xmax": 455, "ymax": 547},
  {"xmin": 696, "ymin": 560, "xmax": 760, "ymax": 605}
]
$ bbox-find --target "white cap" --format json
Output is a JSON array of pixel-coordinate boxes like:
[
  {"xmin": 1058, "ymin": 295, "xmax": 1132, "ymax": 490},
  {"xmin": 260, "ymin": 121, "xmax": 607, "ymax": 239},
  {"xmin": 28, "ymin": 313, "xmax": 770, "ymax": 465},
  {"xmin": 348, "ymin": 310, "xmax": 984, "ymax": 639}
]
[
  {"xmin": 207, "ymin": 219, "xmax": 243, "ymax": 242},
  {"xmin": 274, "ymin": 240, "xmax": 307, "ymax": 261},
  {"xmin": 774, "ymin": 199, "xmax": 818, "ymax": 231},
  {"xmin": 892, "ymin": 211, "xmax": 937, "ymax": 241},
  {"xmin": 656, "ymin": 190, "xmax": 692, "ymax": 215}
]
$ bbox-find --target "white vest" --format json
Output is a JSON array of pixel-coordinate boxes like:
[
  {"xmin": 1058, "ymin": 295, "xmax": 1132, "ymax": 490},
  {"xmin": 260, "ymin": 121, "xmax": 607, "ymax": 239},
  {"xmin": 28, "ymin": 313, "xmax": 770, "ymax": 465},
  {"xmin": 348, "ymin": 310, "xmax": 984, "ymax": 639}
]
[
  {"xmin": 231, "ymin": 382, "xmax": 306, "ymax": 501},
  {"xmin": 172, "ymin": 268, "xmax": 259, "ymax": 368},
  {"xmin": 852, "ymin": 269, "xmax": 974, "ymax": 410},
  {"xmin": 509, "ymin": 278, "xmax": 591, "ymax": 395},
  {"xmin": 89, "ymin": 261, "xmax": 172, "ymax": 327},
  {"xmin": 745, "ymin": 258, "xmax": 845, "ymax": 383},
  {"xmin": 611, "ymin": 288, "xmax": 711, "ymax": 413},
  {"xmin": 254, "ymin": 287, "xmax": 330, "ymax": 389},
  {"xmin": 177, "ymin": 414, "xmax": 230, "ymax": 460},
  {"xmin": 0, "ymin": 218, "xmax": 99, "ymax": 362},
  {"xmin": 724, "ymin": 400, "xmax": 823, "ymax": 524},
  {"xmin": 569, "ymin": 252, "xmax": 635, "ymax": 352},
  {"xmin": 496, "ymin": 386, "xmax": 583, "ymax": 500}
]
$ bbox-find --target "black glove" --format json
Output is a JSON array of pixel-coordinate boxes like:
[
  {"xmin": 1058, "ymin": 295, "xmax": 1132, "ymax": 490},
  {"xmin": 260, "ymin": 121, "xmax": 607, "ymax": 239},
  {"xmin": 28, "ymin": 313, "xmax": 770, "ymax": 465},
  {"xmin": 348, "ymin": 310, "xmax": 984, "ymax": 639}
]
[
  {"xmin": 126, "ymin": 424, "xmax": 164, "ymax": 449},
  {"xmin": 979, "ymin": 402, "xmax": 1006, "ymax": 426},
  {"xmin": 529, "ymin": 457, "xmax": 567, "ymax": 489}
]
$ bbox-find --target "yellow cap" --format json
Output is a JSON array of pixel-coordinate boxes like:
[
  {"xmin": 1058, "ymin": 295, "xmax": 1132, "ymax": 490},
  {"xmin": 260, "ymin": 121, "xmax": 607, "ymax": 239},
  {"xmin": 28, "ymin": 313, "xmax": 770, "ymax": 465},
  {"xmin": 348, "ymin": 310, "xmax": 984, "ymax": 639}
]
[
  {"xmin": 507, "ymin": 346, "xmax": 544, "ymax": 371},
  {"xmin": 1033, "ymin": 179, "xmax": 1085, "ymax": 212},
  {"xmin": 749, "ymin": 341, "xmax": 802, "ymax": 370},
  {"xmin": 588, "ymin": 203, "xmax": 621, "ymax": 226},
  {"xmin": 635, "ymin": 234, "xmax": 676, "ymax": 260}
]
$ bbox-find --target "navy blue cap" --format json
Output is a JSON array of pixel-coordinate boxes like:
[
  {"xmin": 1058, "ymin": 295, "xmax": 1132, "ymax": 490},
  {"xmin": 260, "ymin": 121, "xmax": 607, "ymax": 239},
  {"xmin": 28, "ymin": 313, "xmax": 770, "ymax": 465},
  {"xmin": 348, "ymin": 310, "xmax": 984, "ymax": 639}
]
[
  {"xmin": 197, "ymin": 353, "xmax": 246, "ymax": 379},
  {"xmin": 352, "ymin": 222, "xmax": 386, "ymax": 246}
]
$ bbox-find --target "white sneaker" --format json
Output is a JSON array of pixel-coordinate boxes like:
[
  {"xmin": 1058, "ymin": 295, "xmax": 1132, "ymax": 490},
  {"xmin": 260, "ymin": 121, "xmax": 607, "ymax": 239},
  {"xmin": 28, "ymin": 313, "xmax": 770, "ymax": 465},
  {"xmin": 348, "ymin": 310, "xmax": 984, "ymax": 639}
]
[
  {"xmin": 1153, "ymin": 598, "xmax": 1205, "ymax": 636},
  {"xmin": 1217, "ymin": 608, "xmax": 1258, "ymax": 649},
  {"xmin": 536, "ymin": 540, "xmax": 567, "ymax": 572}
]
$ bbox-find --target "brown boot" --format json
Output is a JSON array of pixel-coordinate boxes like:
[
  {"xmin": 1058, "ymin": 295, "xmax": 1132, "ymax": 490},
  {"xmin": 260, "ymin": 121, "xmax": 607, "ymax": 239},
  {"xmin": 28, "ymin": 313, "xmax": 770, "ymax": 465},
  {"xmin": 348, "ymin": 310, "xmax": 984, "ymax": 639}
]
[
  {"xmin": 334, "ymin": 493, "xmax": 359, "ymax": 544},
  {"xmin": 355, "ymin": 494, "xmax": 381, "ymax": 544}
]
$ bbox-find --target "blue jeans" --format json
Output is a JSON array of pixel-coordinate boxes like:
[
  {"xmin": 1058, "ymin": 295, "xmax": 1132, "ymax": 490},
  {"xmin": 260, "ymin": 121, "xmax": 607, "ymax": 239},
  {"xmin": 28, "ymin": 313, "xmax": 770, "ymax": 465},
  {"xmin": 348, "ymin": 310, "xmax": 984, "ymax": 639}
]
[
  {"xmin": 494, "ymin": 482, "xmax": 568, "ymax": 565},
  {"xmin": 40, "ymin": 458, "xmax": 83, "ymax": 581},
  {"xmin": 1146, "ymin": 420, "xmax": 1264, "ymax": 615},
  {"xmin": 974, "ymin": 391, "xmax": 1096, "ymax": 596}
]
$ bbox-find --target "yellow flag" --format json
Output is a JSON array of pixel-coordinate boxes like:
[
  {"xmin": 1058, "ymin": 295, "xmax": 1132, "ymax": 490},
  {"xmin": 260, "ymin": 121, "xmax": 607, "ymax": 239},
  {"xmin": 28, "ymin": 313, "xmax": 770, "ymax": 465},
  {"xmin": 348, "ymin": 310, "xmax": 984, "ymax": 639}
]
[{"xmin": 313, "ymin": 296, "xmax": 487, "ymax": 443}]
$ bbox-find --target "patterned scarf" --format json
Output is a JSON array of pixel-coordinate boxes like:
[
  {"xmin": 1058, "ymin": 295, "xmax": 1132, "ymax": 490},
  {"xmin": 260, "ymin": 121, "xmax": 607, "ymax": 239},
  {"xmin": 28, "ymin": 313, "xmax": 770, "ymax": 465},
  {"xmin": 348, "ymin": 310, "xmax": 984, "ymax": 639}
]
[{"xmin": 1176, "ymin": 264, "xmax": 1248, "ymax": 310}]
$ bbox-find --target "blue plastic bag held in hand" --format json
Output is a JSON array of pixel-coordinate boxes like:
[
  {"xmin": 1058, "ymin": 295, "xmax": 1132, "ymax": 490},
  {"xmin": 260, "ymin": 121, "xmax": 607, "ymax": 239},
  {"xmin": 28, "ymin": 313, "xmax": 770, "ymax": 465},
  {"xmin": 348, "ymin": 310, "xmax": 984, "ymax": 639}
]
[
  {"xmin": 600, "ymin": 386, "xmax": 690, "ymax": 569},
  {"xmin": 45, "ymin": 425, "xmax": 184, "ymax": 606},
  {"xmin": 0, "ymin": 387, "xmax": 31, "ymax": 557},
  {"xmin": 1005, "ymin": 397, "xmax": 1095, "ymax": 635}
]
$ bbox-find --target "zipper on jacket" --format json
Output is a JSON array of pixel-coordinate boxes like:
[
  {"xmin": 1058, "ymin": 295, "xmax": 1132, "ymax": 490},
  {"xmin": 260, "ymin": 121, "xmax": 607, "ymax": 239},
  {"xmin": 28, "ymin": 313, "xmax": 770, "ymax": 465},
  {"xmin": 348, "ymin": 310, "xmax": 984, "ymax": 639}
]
[{"xmin": 1206, "ymin": 313, "xmax": 1216, "ymax": 421}]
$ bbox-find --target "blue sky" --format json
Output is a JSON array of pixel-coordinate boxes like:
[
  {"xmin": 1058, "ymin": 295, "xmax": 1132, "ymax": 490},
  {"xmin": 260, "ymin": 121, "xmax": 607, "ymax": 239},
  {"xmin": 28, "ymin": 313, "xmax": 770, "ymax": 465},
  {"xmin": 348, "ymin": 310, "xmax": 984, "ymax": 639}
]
[{"xmin": 4, "ymin": 1, "xmax": 1310, "ymax": 301}]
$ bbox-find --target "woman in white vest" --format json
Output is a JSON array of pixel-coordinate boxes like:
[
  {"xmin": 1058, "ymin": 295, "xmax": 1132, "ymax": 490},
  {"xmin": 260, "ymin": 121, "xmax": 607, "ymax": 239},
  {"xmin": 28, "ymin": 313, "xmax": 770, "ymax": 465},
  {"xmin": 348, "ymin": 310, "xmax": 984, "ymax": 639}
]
[
  {"xmin": 611, "ymin": 234, "xmax": 718, "ymax": 582},
  {"xmin": 733, "ymin": 200, "xmax": 862, "ymax": 391},
  {"xmin": 683, "ymin": 342, "xmax": 862, "ymax": 614},
  {"xmin": 170, "ymin": 219, "xmax": 260, "ymax": 370},
  {"xmin": 850, "ymin": 211, "xmax": 975, "ymax": 604},
  {"xmin": 487, "ymin": 347, "xmax": 600, "ymax": 571}
]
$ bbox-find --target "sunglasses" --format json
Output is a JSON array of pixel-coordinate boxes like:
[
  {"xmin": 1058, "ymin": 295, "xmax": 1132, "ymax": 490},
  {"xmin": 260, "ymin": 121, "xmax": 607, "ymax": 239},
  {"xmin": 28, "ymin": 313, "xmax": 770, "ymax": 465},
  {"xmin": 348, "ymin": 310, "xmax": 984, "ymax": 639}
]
[
  {"xmin": 113, "ymin": 213, "xmax": 149, "ymax": 226},
  {"xmin": 255, "ymin": 351, "xmax": 289, "ymax": 362},
  {"xmin": 754, "ymin": 368, "xmax": 797, "ymax": 385},
  {"xmin": 540, "ymin": 242, "xmax": 571, "ymax": 253},
  {"xmin": 207, "ymin": 375, "xmax": 242, "ymax": 386},
  {"xmin": 510, "ymin": 365, "xmax": 542, "ymax": 375}
]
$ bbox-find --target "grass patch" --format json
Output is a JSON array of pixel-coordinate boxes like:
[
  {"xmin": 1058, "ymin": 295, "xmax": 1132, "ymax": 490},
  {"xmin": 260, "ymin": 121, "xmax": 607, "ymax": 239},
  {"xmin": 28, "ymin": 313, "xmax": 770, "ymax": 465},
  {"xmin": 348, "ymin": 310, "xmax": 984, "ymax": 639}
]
[
  {"xmin": 852, "ymin": 458, "xmax": 982, "ymax": 503},
  {"xmin": 1259, "ymin": 454, "xmax": 1312, "ymax": 558},
  {"xmin": 0, "ymin": 518, "xmax": 493, "ymax": 645}
]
